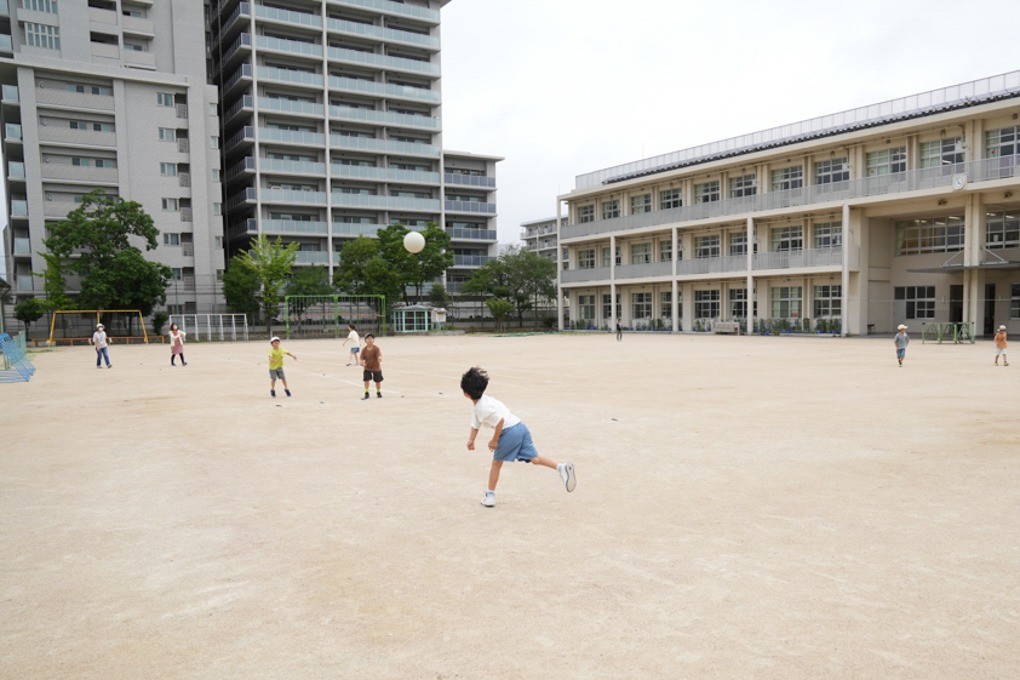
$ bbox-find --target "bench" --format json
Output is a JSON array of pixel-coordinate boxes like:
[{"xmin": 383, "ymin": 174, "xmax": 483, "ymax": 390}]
[{"xmin": 712, "ymin": 321, "xmax": 741, "ymax": 335}]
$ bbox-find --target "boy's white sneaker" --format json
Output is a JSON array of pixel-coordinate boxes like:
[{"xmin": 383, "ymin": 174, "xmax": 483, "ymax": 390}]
[
  {"xmin": 480, "ymin": 493, "xmax": 495, "ymax": 508},
  {"xmin": 558, "ymin": 463, "xmax": 577, "ymax": 492}
]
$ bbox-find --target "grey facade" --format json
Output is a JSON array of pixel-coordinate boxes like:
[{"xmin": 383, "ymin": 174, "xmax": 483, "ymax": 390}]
[{"xmin": 0, "ymin": 0, "xmax": 226, "ymax": 319}]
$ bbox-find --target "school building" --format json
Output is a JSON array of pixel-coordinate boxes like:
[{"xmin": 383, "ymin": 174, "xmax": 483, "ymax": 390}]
[{"xmin": 556, "ymin": 71, "xmax": 1020, "ymax": 336}]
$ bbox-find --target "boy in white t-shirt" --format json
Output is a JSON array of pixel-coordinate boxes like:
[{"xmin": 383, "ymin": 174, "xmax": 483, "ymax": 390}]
[
  {"xmin": 342, "ymin": 324, "xmax": 360, "ymax": 366},
  {"xmin": 461, "ymin": 366, "xmax": 576, "ymax": 508}
]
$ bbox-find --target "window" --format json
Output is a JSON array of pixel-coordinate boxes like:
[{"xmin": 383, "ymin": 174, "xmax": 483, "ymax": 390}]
[
  {"xmin": 163, "ymin": 233, "xmax": 180, "ymax": 246},
  {"xmin": 659, "ymin": 239, "xmax": 672, "ymax": 262},
  {"xmin": 24, "ymin": 22, "xmax": 60, "ymax": 49},
  {"xmin": 894, "ymin": 286, "xmax": 935, "ymax": 319},
  {"xmin": 577, "ymin": 204, "xmax": 594, "ymax": 223},
  {"xmin": 695, "ymin": 180, "xmax": 720, "ymax": 203},
  {"xmin": 162, "ymin": 198, "xmax": 179, "ymax": 211},
  {"xmin": 660, "ymin": 291, "xmax": 672, "ymax": 318},
  {"xmin": 771, "ymin": 226, "xmax": 803, "ymax": 252},
  {"xmin": 601, "ymin": 199, "xmax": 619, "ymax": 220},
  {"xmin": 160, "ymin": 162, "xmax": 177, "ymax": 176},
  {"xmin": 213, "ymin": 202, "xmax": 222, "ymax": 216},
  {"xmin": 771, "ymin": 286, "xmax": 803, "ymax": 318},
  {"xmin": 630, "ymin": 242, "xmax": 651, "ymax": 265},
  {"xmin": 615, "ymin": 246, "xmax": 621, "ymax": 266},
  {"xmin": 695, "ymin": 235, "xmax": 720, "ymax": 259},
  {"xmin": 20, "ymin": 0, "xmax": 59, "ymax": 13},
  {"xmin": 660, "ymin": 188, "xmax": 682, "ymax": 210},
  {"xmin": 985, "ymin": 126, "xmax": 1019, "ymax": 158},
  {"xmin": 71, "ymin": 157, "xmax": 91, "ymax": 167},
  {"xmin": 729, "ymin": 173, "xmax": 757, "ymax": 198},
  {"xmin": 600, "ymin": 246, "xmax": 611, "ymax": 268},
  {"xmin": 920, "ymin": 138, "xmax": 964, "ymax": 168},
  {"xmin": 216, "ymin": 269, "xmax": 225, "ymax": 281},
  {"xmin": 630, "ymin": 193, "xmax": 651, "ymax": 215},
  {"xmin": 632, "ymin": 292, "xmax": 652, "ymax": 319},
  {"xmin": 986, "ymin": 210, "xmax": 1020, "ymax": 249},
  {"xmin": 578, "ymin": 295, "xmax": 595, "ymax": 322},
  {"xmin": 94, "ymin": 159, "xmax": 115, "ymax": 168},
  {"xmin": 694, "ymin": 290, "xmax": 720, "ymax": 319},
  {"xmin": 867, "ymin": 147, "xmax": 907, "ymax": 176},
  {"xmin": 814, "ymin": 158, "xmax": 849, "ymax": 184},
  {"xmin": 171, "ymin": 267, "xmax": 183, "ymax": 280},
  {"xmin": 210, "ymin": 136, "xmax": 220, "ymax": 149},
  {"xmin": 70, "ymin": 83, "xmax": 112, "ymax": 96},
  {"xmin": 729, "ymin": 288, "xmax": 747, "ymax": 320},
  {"xmin": 1012, "ymin": 283, "xmax": 1020, "ymax": 319},
  {"xmin": 771, "ymin": 166, "xmax": 803, "ymax": 191},
  {"xmin": 577, "ymin": 248, "xmax": 595, "ymax": 269},
  {"xmin": 813, "ymin": 222, "xmax": 842, "ymax": 248},
  {"xmin": 896, "ymin": 217, "xmax": 964, "ymax": 255},
  {"xmin": 813, "ymin": 285, "xmax": 842, "ymax": 318},
  {"xmin": 157, "ymin": 92, "xmax": 175, "ymax": 107},
  {"xmin": 212, "ymin": 169, "xmax": 221, "ymax": 183},
  {"xmin": 602, "ymin": 294, "xmax": 620, "ymax": 322},
  {"xmin": 124, "ymin": 41, "xmax": 147, "ymax": 52},
  {"xmin": 729, "ymin": 232, "xmax": 747, "ymax": 256},
  {"xmin": 158, "ymin": 127, "xmax": 176, "ymax": 142}
]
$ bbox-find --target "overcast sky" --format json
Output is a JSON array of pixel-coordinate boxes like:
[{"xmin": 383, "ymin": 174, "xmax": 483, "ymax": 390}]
[{"xmin": 439, "ymin": 0, "xmax": 1020, "ymax": 246}]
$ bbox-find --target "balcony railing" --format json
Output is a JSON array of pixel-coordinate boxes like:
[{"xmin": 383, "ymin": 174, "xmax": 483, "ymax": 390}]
[
  {"xmin": 327, "ymin": 45, "xmax": 439, "ymax": 77},
  {"xmin": 13, "ymin": 237, "xmax": 31, "ymax": 255},
  {"xmin": 561, "ymin": 266, "xmax": 612, "ymax": 284},
  {"xmin": 330, "ymin": 133, "xmax": 439, "ymax": 158},
  {"xmin": 562, "ymin": 156, "xmax": 1020, "ymax": 240},
  {"xmin": 331, "ymin": 193, "xmax": 440, "ymax": 211},
  {"xmin": 325, "ymin": 16, "xmax": 439, "ymax": 50},
  {"xmin": 254, "ymin": 3, "xmax": 322, "ymax": 29},
  {"xmin": 38, "ymin": 126, "xmax": 117, "ymax": 147},
  {"xmin": 4, "ymin": 123, "xmax": 21, "ymax": 141},
  {"xmin": 752, "ymin": 247, "xmax": 843, "ymax": 271},
  {"xmin": 615, "ymin": 261, "xmax": 673, "ymax": 279},
  {"xmin": 453, "ymin": 254, "xmax": 494, "ymax": 267},
  {"xmin": 339, "ymin": 0, "xmax": 441, "ymax": 24},
  {"xmin": 445, "ymin": 200, "xmax": 496, "ymax": 214},
  {"xmin": 328, "ymin": 74, "xmax": 440, "ymax": 104},
  {"xmin": 332, "ymin": 164, "xmax": 439, "ymax": 184},
  {"xmin": 257, "ymin": 218, "xmax": 329, "ymax": 236},
  {"xmin": 444, "ymin": 173, "xmax": 496, "ymax": 188},
  {"xmin": 447, "ymin": 227, "xmax": 497, "ymax": 241}
]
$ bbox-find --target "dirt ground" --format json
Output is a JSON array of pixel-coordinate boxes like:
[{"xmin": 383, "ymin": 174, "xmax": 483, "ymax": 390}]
[{"xmin": 1, "ymin": 332, "xmax": 1018, "ymax": 679}]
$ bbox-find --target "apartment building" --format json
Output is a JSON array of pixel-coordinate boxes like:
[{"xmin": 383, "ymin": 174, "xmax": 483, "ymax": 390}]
[
  {"xmin": 557, "ymin": 71, "xmax": 1020, "ymax": 336},
  {"xmin": 521, "ymin": 216, "xmax": 559, "ymax": 263},
  {"xmin": 0, "ymin": 0, "xmax": 225, "ymax": 318},
  {"xmin": 207, "ymin": 0, "xmax": 498, "ymax": 297}
]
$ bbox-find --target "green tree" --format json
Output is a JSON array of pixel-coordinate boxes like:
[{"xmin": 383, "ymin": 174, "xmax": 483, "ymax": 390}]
[
  {"xmin": 486, "ymin": 297, "xmax": 514, "ymax": 332},
  {"xmin": 376, "ymin": 223, "xmax": 453, "ymax": 303},
  {"xmin": 428, "ymin": 283, "xmax": 451, "ymax": 309},
  {"xmin": 465, "ymin": 246, "xmax": 557, "ymax": 327},
  {"xmin": 222, "ymin": 255, "xmax": 261, "ymax": 321},
  {"xmin": 14, "ymin": 297, "xmax": 48, "ymax": 338},
  {"xmin": 286, "ymin": 266, "xmax": 333, "ymax": 322},
  {"xmin": 42, "ymin": 190, "xmax": 168, "ymax": 322},
  {"xmin": 235, "ymin": 234, "xmax": 299, "ymax": 335},
  {"xmin": 333, "ymin": 236, "xmax": 401, "ymax": 311}
]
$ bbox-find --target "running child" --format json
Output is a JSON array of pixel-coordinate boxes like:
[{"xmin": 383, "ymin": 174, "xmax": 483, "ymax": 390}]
[
  {"xmin": 894, "ymin": 324, "xmax": 909, "ymax": 367},
  {"xmin": 268, "ymin": 336, "xmax": 297, "ymax": 397},
  {"xmin": 360, "ymin": 333, "xmax": 383, "ymax": 399},
  {"xmin": 994, "ymin": 324, "xmax": 1008, "ymax": 366},
  {"xmin": 343, "ymin": 323, "xmax": 360, "ymax": 366},
  {"xmin": 461, "ymin": 366, "xmax": 575, "ymax": 508}
]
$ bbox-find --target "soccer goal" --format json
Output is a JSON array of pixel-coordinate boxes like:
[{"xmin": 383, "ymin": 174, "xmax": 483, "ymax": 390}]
[
  {"xmin": 284, "ymin": 294, "xmax": 386, "ymax": 339},
  {"xmin": 168, "ymin": 314, "xmax": 249, "ymax": 342},
  {"xmin": 48, "ymin": 309, "xmax": 148, "ymax": 346}
]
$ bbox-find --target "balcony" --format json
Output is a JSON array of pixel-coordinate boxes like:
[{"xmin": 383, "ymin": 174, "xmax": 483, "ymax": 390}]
[
  {"xmin": 328, "ymin": 74, "xmax": 440, "ymax": 105},
  {"xmin": 445, "ymin": 173, "xmax": 496, "ymax": 188},
  {"xmin": 0, "ymin": 34, "xmax": 12, "ymax": 54},
  {"xmin": 447, "ymin": 227, "xmax": 497, "ymax": 241},
  {"xmin": 562, "ymin": 156, "xmax": 1020, "ymax": 241},
  {"xmin": 7, "ymin": 160, "xmax": 25, "ymax": 180},
  {"xmin": 330, "ymin": 133, "xmax": 439, "ymax": 158},
  {"xmin": 35, "ymin": 87, "xmax": 114, "ymax": 111},
  {"xmin": 124, "ymin": 49, "xmax": 156, "ymax": 69},
  {"xmin": 561, "ymin": 266, "xmax": 611, "ymax": 284},
  {"xmin": 13, "ymin": 237, "xmax": 31, "ymax": 255},
  {"xmin": 616, "ymin": 261, "xmax": 673, "ymax": 280},
  {"xmin": 253, "ymin": 3, "xmax": 322, "ymax": 30},
  {"xmin": 4, "ymin": 123, "xmax": 21, "ymax": 142},
  {"xmin": 339, "ymin": 0, "xmax": 440, "ymax": 24},
  {"xmin": 332, "ymin": 164, "xmax": 439, "ymax": 185},
  {"xmin": 40, "ymin": 163, "xmax": 118, "ymax": 183},
  {"xmin": 294, "ymin": 251, "xmax": 334, "ymax": 265},
  {"xmin": 2, "ymin": 84, "xmax": 19, "ymax": 105},
  {"xmin": 329, "ymin": 104, "xmax": 440, "ymax": 132},
  {"xmin": 262, "ymin": 188, "xmax": 328, "ymax": 205},
  {"xmin": 331, "ymin": 193, "xmax": 440, "ymax": 212},
  {"xmin": 256, "ymin": 34, "xmax": 323, "ymax": 60},
  {"xmin": 325, "ymin": 16, "xmax": 439, "ymax": 50},
  {"xmin": 445, "ymin": 200, "xmax": 496, "ymax": 214},
  {"xmin": 260, "ymin": 127, "xmax": 326, "ymax": 147},
  {"xmin": 258, "ymin": 218, "xmax": 329, "ymax": 236},
  {"xmin": 676, "ymin": 255, "xmax": 747, "ymax": 276},
  {"xmin": 38, "ymin": 126, "xmax": 117, "ymax": 147},
  {"xmin": 10, "ymin": 198, "xmax": 28, "ymax": 218},
  {"xmin": 453, "ymin": 254, "xmax": 494, "ymax": 267},
  {"xmin": 122, "ymin": 15, "xmax": 155, "ymax": 36},
  {"xmin": 178, "ymin": 172, "xmax": 191, "ymax": 188},
  {"xmin": 327, "ymin": 45, "xmax": 439, "ymax": 78},
  {"xmin": 16, "ymin": 276, "xmax": 34, "ymax": 292},
  {"xmin": 259, "ymin": 65, "xmax": 323, "ymax": 89},
  {"xmin": 332, "ymin": 222, "xmax": 386, "ymax": 237},
  {"xmin": 752, "ymin": 247, "xmax": 843, "ymax": 271}
]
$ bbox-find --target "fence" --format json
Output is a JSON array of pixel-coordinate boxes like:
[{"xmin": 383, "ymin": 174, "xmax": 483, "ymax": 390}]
[{"xmin": 0, "ymin": 333, "xmax": 36, "ymax": 383}]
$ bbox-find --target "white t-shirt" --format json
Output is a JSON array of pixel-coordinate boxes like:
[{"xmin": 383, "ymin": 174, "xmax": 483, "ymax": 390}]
[
  {"xmin": 347, "ymin": 329, "xmax": 360, "ymax": 348},
  {"xmin": 470, "ymin": 395, "xmax": 521, "ymax": 431},
  {"xmin": 92, "ymin": 331, "xmax": 108, "ymax": 349}
]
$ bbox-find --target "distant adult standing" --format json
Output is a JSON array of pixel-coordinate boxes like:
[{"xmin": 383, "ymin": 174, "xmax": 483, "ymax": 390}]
[
  {"xmin": 994, "ymin": 324, "xmax": 1008, "ymax": 366},
  {"xmin": 168, "ymin": 322, "xmax": 187, "ymax": 366},
  {"xmin": 91, "ymin": 323, "xmax": 112, "ymax": 369},
  {"xmin": 616, "ymin": 319, "xmax": 623, "ymax": 341},
  {"xmin": 343, "ymin": 323, "xmax": 361, "ymax": 366},
  {"xmin": 894, "ymin": 324, "xmax": 909, "ymax": 367}
]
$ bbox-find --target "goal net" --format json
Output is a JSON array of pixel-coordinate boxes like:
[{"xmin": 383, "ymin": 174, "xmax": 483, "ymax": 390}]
[
  {"xmin": 48, "ymin": 309, "xmax": 148, "ymax": 346},
  {"xmin": 284, "ymin": 295, "xmax": 386, "ymax": 339}
]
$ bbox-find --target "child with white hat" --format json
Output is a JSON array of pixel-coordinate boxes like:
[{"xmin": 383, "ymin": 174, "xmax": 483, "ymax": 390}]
[{"xmin": 894, "ymin": 324, "xmax": 909, "ymax": 367}]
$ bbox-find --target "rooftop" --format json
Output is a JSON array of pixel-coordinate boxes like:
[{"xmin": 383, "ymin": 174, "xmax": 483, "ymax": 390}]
[{"xmin": 575, "ymin": 70, "xmax": 1020, "ymax": 190}]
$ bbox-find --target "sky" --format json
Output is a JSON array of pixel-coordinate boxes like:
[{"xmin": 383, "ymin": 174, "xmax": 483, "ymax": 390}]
[
  {"xmin": 438, "ymin": 0, "xmax": 1020, "ymax": 246},
  {"xmin": 3, "ymin": 0, "xmax": 1019, "ymax": 279}
]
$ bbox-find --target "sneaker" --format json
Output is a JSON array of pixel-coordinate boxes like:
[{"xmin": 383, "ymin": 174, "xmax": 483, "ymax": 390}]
[
  {"xmin": 480, "ymin": 493, "xmax": 495, "ymax": 508},
  {"xmin": 285, "ymin": 389, "xmax": 292, "ymax": 397},
  {"xmin": 558, "ymin": 463, "xmax": 577, "ymax": 492},
  {"xmin": 271, "ymin": 390, "xmax": 276, "ymax": 398},
  {"xmin": 376, "ymin": 392, "xmax": 382, "ymax": 398},
  {"xmin": 362, "ymin": 392, "xmax": 370, "ymax": 400},
  {"xmin": 107, "ymin": 364, "xmax": 112, "ymax": 368},
  {"xmin": 182, "ymin": 361, "xmax": 187, "ymax": 366}
]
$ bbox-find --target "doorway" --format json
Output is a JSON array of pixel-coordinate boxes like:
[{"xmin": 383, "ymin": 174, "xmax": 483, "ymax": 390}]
[
  {"xmin": 984, "ymin": 284, "xmax": 996, "ymax": 336},
  {"xmin": 949, "ymin": 285, "xmax": 963, "ymax": 323}
]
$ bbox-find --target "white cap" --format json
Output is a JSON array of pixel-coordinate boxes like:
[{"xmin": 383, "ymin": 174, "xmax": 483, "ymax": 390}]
[
  {"xmin": 897, "ymin": 324, "xmax": 907, "ymax": 330},
  {"xmin": 270, "ymin": 336, "xmax": 281, "ymax": 343},
  {"xmin": 999, "ymin": 325, "xmax": 1007, "ymax": 331},
  {"xmin": 97, "ymin": 324, "xmax": 104, "ymax": 329}
]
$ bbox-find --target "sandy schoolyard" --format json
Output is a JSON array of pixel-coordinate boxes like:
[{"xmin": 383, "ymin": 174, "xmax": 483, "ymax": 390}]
[{"xmin": 1, "ymin": 332, "xmax": 1017, "ymax": 679}]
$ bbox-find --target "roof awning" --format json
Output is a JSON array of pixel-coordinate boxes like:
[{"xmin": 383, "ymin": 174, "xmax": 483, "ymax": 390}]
[{"xmin": 906, "ymin": 248, "xmax": 1020, "ymax": 273}]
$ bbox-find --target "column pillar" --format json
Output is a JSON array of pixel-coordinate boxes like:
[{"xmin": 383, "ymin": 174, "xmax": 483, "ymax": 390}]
[
  {"xmin": 746, "ymin": 216, "xmax": 755, "ymax": 334},
  {"xmin": 841, "ymin": 203, "xmax": 851, "ymax": 336}
]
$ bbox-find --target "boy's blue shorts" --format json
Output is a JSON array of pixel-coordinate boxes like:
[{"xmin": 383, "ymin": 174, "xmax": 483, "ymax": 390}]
[{"xmin": 493, "ymin": 422, "xmax": 539, "ymax": 462}]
